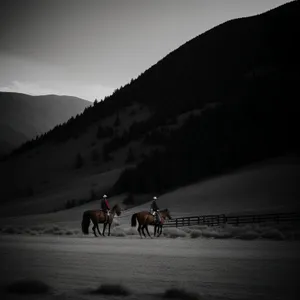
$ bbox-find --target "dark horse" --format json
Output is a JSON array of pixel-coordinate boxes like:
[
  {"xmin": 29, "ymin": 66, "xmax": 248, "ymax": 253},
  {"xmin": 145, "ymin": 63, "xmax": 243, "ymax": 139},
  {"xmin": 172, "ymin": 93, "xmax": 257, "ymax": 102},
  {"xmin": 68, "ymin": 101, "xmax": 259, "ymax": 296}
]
[
  {"xmin": 81, "ymin": 204, "xmax": 121, "ymax": 237},
  {"xmin": 131, "ymin": 209, "xmax": 172, "ymax": 238}
]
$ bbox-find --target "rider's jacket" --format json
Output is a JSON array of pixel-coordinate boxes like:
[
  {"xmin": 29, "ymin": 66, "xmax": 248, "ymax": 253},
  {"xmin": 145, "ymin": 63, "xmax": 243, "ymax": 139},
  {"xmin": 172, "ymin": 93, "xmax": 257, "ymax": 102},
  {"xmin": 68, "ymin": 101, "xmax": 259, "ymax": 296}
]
[
  {"xmin": 101, "ymin": 198, "xmax": 110, "ymax": 211},
  {"xmin": 150, "ymin": 200, "xmax": 159, "ymax": 213}
]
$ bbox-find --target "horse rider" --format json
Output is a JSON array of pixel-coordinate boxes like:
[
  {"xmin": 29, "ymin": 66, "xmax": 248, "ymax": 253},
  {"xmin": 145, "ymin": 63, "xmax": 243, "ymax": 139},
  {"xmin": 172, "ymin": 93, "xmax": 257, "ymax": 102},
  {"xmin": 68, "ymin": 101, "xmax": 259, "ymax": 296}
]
[
  {"xmin": 101, "ymin": 194, "xmax": 110, "ymax": 222},
  {"xmin": 150, "ymin": 196, "xmax": 161, "ymax": 224}
]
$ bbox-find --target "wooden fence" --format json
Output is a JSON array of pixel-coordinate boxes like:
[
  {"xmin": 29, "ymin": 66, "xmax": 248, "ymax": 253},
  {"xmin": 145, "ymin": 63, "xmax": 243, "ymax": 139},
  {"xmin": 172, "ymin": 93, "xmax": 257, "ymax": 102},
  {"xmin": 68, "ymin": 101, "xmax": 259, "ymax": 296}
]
[{"xmin": 163, "ymin": 212, "xmax": 300, "ymax": 228}]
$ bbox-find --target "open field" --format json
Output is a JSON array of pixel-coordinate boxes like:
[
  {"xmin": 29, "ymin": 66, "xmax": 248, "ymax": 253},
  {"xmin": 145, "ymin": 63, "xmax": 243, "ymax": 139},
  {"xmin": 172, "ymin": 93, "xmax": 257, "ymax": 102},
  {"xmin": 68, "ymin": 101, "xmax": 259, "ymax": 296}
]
[
  {"xmin": 1, "ymin": 157, "xmax": 299, "ymax": 299},
  {"xmin": 0, "ymin": 235, "xmax": 300, "ymax": 300}
]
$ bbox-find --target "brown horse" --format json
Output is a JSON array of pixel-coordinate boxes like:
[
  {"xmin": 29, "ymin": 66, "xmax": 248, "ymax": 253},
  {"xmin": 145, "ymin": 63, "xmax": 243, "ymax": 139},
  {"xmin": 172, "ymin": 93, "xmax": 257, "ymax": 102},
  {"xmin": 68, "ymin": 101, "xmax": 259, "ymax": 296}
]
[
  {"xmin": 131, "ymin": 209, "xmax": 172, "ymax": 238},
  {"xmin": 81, "ymin": 204, "xmax": 121, "ymax": 237}
]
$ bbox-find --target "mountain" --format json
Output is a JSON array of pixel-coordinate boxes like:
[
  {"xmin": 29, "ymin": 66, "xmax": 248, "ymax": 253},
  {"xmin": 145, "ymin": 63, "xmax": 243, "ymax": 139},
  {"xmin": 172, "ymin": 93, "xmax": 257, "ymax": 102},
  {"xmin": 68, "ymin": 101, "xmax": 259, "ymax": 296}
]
[
  {"xmin": 0, "ymin": 123, "xmax": 28, "ymax": 154},
  {"xmin": 0, "ymin": 1, "xmax": 299, "ymax": 215},
  {"xmin": 108, "ymin": 0, "xmax": 299, "ymax": 112},
  {"xmin": 0, "ymin": 92, "xmax": 91, "ymax": 156}
]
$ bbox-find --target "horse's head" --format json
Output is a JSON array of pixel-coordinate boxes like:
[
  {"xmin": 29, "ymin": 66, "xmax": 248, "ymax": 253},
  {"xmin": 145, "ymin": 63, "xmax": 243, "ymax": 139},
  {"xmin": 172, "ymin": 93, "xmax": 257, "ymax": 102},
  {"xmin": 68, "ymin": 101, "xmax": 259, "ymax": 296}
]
[
  {"xmin": 113, "ymin": 204, "xmax": 122, "ymax": 216},
  {"xmin": 162, "ymin": 208, "xmax": 172, "ymax": 220}
]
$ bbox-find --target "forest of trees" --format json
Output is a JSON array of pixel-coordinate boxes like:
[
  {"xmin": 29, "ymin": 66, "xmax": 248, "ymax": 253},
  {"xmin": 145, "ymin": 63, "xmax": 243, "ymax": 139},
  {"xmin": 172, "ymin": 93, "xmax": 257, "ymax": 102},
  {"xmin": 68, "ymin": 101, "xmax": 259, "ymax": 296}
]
[{"xmin": 111, "ymin": 78, "xmax": 299, "ymax": 194}]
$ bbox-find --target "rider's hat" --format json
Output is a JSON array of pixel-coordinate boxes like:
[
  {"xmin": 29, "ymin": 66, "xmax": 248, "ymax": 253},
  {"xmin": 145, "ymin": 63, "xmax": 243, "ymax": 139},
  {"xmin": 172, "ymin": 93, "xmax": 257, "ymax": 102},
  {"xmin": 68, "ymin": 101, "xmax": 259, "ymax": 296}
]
[
  {"xmin": 103, "ymin": 194, "xmax": 107, "ymax": 198},
  {"xmin": 153, "ymin": 196, "xmax": 157, "ymax": 200}
]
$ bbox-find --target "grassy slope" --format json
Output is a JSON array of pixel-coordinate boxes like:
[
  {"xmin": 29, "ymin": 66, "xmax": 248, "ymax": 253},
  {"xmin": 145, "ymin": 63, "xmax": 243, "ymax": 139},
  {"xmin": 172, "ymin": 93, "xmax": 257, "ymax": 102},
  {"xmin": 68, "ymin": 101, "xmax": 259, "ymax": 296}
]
[
  {"xmin": 0, "ymin": 103, "xmax": 152, "ymax": 210},
  {"xmin": 0, "ymin": 156, "xmax": 298, "ymax": 231}
]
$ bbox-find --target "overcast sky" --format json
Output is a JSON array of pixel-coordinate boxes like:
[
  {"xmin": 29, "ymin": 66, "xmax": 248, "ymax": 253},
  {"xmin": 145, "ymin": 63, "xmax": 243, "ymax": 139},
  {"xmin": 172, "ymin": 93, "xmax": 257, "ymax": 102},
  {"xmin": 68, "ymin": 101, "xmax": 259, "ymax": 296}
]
[{"xmin": 0, "ymin": 0, "xmax": 291, "ymax": 101}]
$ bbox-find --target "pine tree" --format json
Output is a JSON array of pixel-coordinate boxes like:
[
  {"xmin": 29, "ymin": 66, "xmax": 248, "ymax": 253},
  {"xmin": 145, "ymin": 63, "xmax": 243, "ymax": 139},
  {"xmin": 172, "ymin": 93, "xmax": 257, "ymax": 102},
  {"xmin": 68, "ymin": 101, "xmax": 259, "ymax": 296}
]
[
  {"xmin": 126, "ymin": 147, "xmax": 135, "ymax": 163},
  {"xmin": 75, "ymin": 153, "xmax": 84, "ymax": 169}
]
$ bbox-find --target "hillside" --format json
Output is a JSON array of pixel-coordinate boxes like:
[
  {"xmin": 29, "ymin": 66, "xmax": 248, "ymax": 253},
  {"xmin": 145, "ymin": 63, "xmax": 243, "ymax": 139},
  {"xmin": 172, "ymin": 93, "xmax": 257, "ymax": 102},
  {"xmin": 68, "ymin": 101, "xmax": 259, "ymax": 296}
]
[
  {"xmin": 0, "ymin": 1, "xmax": 299, "ymax": 215},
  {"xmin": 0, "ymin": 92, "xmax": 91, "ymax": 156},
  {"xmin": 0, "ymin": 156, "xmax": 299, "ymax": 220},
  {"xmin": 0, "ymin": 123, "xmax": 28, "ymax": 154}
]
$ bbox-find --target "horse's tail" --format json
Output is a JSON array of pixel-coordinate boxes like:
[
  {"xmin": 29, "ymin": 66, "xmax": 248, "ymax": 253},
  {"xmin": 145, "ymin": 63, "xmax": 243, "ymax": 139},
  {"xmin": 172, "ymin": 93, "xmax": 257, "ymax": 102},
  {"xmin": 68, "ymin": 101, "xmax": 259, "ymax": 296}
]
[
  {"xmin": 81, "ymin": 211, "xmax": 91, "ymax": 234},
  {"xmin": 131, "ymin": 213, "xmax": 138, "ymax": 227}
]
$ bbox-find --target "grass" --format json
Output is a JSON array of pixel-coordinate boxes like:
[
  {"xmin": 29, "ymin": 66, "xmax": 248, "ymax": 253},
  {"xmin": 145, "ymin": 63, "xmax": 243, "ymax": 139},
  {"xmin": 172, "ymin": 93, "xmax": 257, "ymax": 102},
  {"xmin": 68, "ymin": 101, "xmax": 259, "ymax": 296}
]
[
  {"xmin": 1, "ymin": 226, "xmax": 19, "ymax": 234},
  {"xmin": 237, "ymin": 230, "xmax": 260, "ymax": 240},
  {"xmin": 5, "ymin": 279, "xmax": 51, "ymax": 295},
  {"xmin": 1, "ymin": 220, "xmax": 298, "ymax": 241},
  {"xmin": 260, "ymin": 228, "xmax": 285, "ymax": 240},
  {"xmin": 0, "ymin": 225, "xmax": 81, "ymax": 237},
  {"xmin": 163, "ymin": 288, "xmax": 200, "ymax": 300},
  {"xmin": 158, "ymin": 221, "xmax": 300, "ymax": 240},
  {"xmin": 163, "ymin": 228, "xmax": 188, "ymax": 238},
  {"xmin": 91, "ymin": 283, "xmax": 131, "ymax": 296},
  {"xmin": 190, "ymin": 229, "xmax": 202, "ymax": 238},
  {"xmin": 123, "ymin": 227, "xmax": 139, "ymax": 235},
  {"xmin": 201, "ymin": 228, "xmax": 233, "ymax": 239},
  {"xmin": 111, "ymin": 227, "xmax": 127, "ymax": 237}
]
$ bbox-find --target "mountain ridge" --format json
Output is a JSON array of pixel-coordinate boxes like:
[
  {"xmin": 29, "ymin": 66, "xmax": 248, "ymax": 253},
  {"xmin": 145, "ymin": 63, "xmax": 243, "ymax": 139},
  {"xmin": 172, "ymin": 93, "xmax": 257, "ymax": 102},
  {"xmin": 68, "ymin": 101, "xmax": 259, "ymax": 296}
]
[
  {"xmin": 0, "ymin": 92, "xmax": 91, "ymax": 155},
  {"xmin": 0, "ymin": 1, "xmax": 299, "ymax": 214}
]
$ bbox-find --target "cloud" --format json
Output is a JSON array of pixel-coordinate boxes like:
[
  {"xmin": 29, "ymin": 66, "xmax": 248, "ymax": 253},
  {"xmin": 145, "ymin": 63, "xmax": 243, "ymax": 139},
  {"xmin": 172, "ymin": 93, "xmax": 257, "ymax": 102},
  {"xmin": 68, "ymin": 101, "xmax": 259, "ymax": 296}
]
[
  {"xmin": 0, "ymin": 81, "xmax": 56, "ymax": 96},
  {"xmin": 0, "ymin": 80, "xmax": 115, "ymax": 102},
  {"xmin": 68, "ymin": 83, "xmax": 115, "ymax": 102}
]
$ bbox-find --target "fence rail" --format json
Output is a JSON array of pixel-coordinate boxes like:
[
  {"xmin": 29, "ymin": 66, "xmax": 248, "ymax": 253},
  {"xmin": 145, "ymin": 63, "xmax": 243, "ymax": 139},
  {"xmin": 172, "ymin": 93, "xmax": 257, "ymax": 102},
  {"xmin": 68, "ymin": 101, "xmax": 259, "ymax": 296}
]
[{"xmin": 163, "ymin": 212, "xmax": 300, "ymax": 228}]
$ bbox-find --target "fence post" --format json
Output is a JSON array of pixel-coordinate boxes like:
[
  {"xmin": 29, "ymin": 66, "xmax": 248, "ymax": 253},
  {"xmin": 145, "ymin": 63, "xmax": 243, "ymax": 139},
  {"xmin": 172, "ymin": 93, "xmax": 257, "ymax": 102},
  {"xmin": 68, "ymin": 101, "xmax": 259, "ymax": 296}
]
[
  {"xmin": 222, "ymin": 214, "xmax": 227, "ymax": 225},
  {"xmin": 176, "ymin": 219, "xmax": 178, "ymax": 228}
]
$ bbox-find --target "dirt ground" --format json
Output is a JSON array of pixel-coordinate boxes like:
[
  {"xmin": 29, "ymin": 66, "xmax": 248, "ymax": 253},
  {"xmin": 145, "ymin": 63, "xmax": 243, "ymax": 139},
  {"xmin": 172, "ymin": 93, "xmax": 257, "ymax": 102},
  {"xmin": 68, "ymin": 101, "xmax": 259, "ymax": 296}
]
[{"xmin": 0, "ymin": 235, "xmax": 299, "ymax": 300}]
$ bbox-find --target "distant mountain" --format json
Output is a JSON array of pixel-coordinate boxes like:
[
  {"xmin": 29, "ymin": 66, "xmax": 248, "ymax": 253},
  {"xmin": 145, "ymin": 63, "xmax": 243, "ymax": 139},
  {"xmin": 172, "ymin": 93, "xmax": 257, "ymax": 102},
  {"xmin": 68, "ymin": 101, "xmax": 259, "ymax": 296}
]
[
  {"xmin": 0, "ymin": 123, "xmax": 28, "ymax": 154},
  {"xmin": 0, "ymin": 92, "xmax": 91, "ymax": 155},
  {"xmin": 0, "ymin": 1, "xmax": 299, "ymax": 210}
]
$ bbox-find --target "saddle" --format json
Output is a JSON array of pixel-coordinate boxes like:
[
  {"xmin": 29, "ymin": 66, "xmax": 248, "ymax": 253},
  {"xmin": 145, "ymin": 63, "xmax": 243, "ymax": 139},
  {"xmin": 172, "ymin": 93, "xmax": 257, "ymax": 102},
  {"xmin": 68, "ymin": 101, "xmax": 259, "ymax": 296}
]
[
  {"xmin": 151, "ymin": 211, "xmax": 163, "ymax": 225},
  {"xmin": 100, "ymin": 209, "xmax": 110, "ymax": 222}
]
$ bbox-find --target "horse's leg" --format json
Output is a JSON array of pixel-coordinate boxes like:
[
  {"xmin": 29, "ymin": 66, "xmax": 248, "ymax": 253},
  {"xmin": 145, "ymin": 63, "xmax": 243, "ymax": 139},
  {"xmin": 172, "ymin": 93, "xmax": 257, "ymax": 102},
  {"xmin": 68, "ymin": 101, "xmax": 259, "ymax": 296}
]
[
  {"xmin": 141, "ymin": 225, "xmax": 147, "ymax": 238},
  {"xmin": 108, "ymin": 223, "xmax": 111, "ymax": 236},
  {"xmin": 102, "ymin": 222, "xmax": 107, "ymax": 236},
  {"xmin": 92, "ymin": 224, "xmax": 97, "ymax": 237},
  {"xmin": 145, "ymin": 225, "xmax": 152, "ymax": 239},
  {"xmin": 137, "ymin": 224, "xmax": 142, "ymax": 238},
  {"xmin": 158, "ymin": 225, "xmax": 162, "ymax": 237},
  {"xmin": 96, "ymin": 222, "xmax": 102, "ymax": 236}
]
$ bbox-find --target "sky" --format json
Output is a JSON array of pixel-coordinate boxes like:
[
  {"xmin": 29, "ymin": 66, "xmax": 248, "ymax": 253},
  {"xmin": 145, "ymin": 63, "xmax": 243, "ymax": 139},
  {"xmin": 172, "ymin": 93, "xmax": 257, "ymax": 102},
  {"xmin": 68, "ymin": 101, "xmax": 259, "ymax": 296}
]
[{"xmin": 0, "ymin": 0, "xmax": 292, "ymax": 102}]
